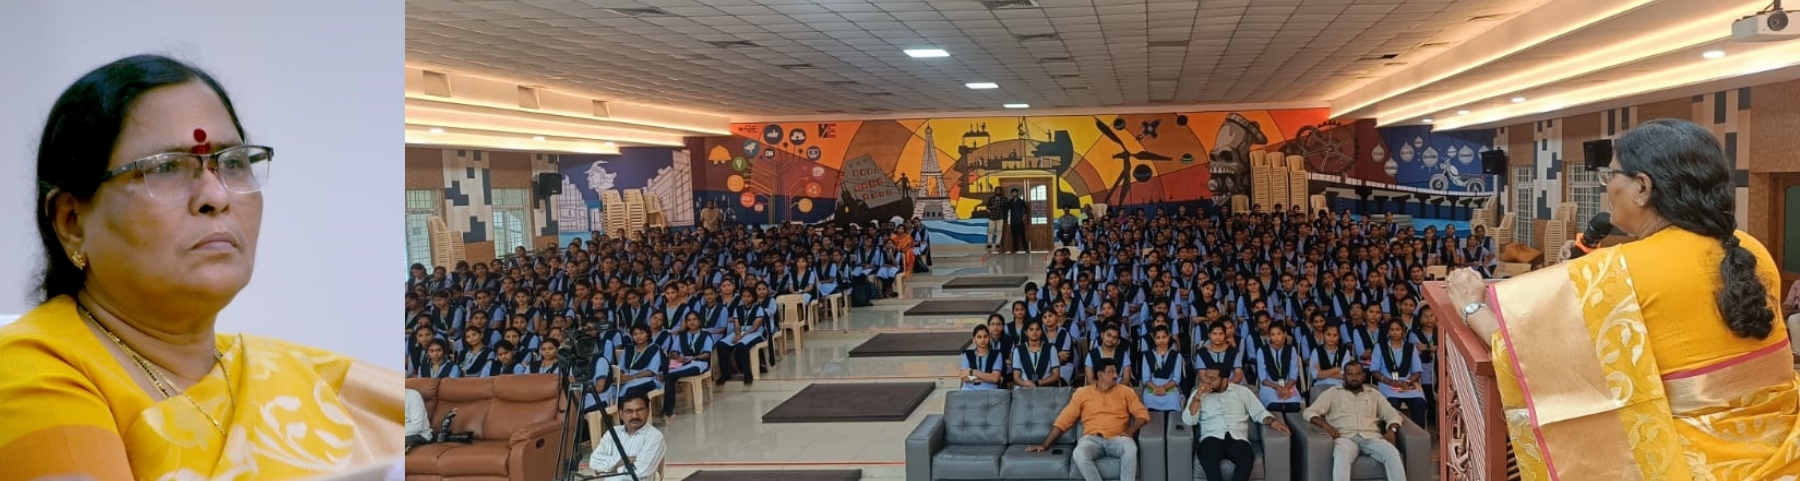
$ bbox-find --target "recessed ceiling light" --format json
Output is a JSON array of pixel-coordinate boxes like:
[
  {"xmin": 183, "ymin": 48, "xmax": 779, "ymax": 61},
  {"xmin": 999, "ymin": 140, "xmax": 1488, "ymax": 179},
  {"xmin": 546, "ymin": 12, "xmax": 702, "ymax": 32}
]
[
  {"xmin": 1511, "ymin": 96, "xmax": 1527, "ymax": 103},
  {"xmin": 533, "ymin": 136, "xmax": 546, "ymax": 141},
  {"xmin": 1422, "ymin": 118, "xmax": 1434, "ymax": 124},
  {"xmin": 966, "ymin": 82, "xmax": 999, "ymax": 89},
  {"xmin": 904, "ymin": 48, "xmax": 949, "ymax": 58},
  {"xmin": 1702, "ymin": 50, "xmax": 1726, "ymax": 59},
  {"xmin": 429, "ymin": 127, "xmax": 445, "ymax": 134},
  {"xmin": 1456, "ymin": 110, "xmax": 1470, "ymax": 115},
  {"xmin": 1003, "ymin": 103, "xmax": 1030, "ymax": 109}
]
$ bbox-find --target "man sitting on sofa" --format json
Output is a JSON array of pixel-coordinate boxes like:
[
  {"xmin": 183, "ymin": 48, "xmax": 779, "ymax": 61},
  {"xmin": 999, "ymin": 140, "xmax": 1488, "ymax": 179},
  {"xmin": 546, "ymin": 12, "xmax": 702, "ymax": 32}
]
[
  {"xmin": 1025, "ymin": 359, "xmax": 1150, "ymax": 481},
  {"xmin": 1182, "ymin": 366, "xmax": 1289, "ymax": 481},
  {"xmin": 588, "ymin": 393, "xmax": 666, "ymax": 481},
  {"xmin": 1302, "ymin": 361, "xmax": 1408, "ymax": 481},
  {"xmin": 405, "ymin": 388, "xmax": 431, "ymax": 451}
]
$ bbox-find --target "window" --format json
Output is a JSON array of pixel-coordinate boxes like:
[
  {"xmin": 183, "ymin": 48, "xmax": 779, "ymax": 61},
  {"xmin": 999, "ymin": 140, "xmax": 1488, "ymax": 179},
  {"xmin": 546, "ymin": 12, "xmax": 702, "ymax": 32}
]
[
  {"xmin": 1029, "ymin": 184, "xmax": 1049, "ymax": 224},
  {"xmin": 1569, "ymin": 168, "xmax": 1602, "ymax": 223},
  {"xmin": 491, "ymin": 188, "xmax": 531, "ymax": 258},
  {"xmin": 1513, "ymin": 166, "xmax": 1537, "ymax": 244},
  {"xmin": 405, "ymin": 190, "xmax": 439, "ymax": 269}
]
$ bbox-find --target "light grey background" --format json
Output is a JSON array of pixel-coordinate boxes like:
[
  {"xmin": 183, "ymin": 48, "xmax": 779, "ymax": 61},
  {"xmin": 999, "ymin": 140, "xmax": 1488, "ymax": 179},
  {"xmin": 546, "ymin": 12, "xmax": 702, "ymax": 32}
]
[{"xmin": 0, "ymin": 0, "xmax": 402, "ymax": 369}]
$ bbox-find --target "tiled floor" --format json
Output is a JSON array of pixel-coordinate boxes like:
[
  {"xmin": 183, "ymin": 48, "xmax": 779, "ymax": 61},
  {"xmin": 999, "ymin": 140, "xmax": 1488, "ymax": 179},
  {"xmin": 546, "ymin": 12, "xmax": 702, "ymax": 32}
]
[
  {"xmin": 657, "ymin": 245, "xmax": 1441, "ymax": 481},
  {"xmin": 658, "ymin": 245, "xmax": 1030, "ymax": 481}
]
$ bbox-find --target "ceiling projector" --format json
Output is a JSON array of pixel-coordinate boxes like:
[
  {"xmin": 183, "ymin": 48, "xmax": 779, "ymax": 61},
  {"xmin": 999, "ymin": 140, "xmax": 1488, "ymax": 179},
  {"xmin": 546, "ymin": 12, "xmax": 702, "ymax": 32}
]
[{"xmin": 1733, "ymin": 3, "xmax": 1795, "ymax": 42}]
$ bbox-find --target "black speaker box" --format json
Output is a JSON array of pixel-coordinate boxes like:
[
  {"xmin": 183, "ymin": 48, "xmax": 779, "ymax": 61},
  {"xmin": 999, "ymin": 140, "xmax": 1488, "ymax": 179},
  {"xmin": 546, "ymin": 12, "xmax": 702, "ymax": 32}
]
[
  {"xmin": 1480, "ymin": 150, "xmax": 1508, "ymax": 175},
  {"xmin": 537, "ymin": 172, "xmax": 564, "ymax": 196},
  {"xmin": 1583, "ymin": 139, "xmax": 1613, "ymax": 170}
]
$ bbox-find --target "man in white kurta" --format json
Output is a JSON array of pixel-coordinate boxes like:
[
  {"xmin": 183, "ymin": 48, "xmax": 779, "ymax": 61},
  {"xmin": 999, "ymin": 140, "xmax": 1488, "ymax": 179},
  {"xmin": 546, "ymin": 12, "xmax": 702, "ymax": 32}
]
[{"xmin": 589, "ymin": 393, "xmax": 666, "ymax": 481}]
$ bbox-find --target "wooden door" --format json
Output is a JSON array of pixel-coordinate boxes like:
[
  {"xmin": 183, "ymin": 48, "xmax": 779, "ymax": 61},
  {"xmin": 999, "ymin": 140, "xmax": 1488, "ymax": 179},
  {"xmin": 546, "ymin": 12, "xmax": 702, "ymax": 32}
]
[
  {"xmin": 997, "ymin": 177, "xmax": 1055, "ymax": 252},
  {"xmin": 1771, "ymin": 173, "xmax": 1800, "ymax": 315}
]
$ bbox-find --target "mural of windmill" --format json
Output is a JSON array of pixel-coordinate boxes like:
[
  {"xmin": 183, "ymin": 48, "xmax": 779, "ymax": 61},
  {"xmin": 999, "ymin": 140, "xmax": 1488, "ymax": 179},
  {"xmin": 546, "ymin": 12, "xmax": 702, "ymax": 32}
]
[{"xmin": 1095, "ymin": 118, "xmax": 1170, "ymax": 206}]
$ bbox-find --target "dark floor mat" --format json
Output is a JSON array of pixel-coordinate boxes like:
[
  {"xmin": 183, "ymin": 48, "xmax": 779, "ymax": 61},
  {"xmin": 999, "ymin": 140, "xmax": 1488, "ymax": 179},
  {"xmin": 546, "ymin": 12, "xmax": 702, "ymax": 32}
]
[
  {"xmin": 903, "ymin": 299, "xmax": 1005, "ymax": 316},
  {"xmin": 683, "ymin": 470, "xmax": 862, "ymax": 481},
  {"xmin": 761, "ymin": 383, "xmax": 935, "ymax": 423},
  {"xmin": 940, "ymin": 275, "xmax": 1029, "ymax": 289},
  {"xmin": 847, "ymin": 332, "xmax": 971, "ymax": 357}
]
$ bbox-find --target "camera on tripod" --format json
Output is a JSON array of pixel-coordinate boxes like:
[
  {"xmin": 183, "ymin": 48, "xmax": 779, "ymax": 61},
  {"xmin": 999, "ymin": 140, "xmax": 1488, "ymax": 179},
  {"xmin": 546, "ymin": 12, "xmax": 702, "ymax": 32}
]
[{"xmin": 558, "ymin": 318, "xmax": 610, "ymax": 379}]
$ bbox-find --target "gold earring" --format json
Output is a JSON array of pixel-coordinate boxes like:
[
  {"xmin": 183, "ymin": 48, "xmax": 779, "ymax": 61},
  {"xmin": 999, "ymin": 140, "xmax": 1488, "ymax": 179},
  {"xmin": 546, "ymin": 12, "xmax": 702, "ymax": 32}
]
[{"xmin": 71, "ymin": 252, "xmax": 87, "ymax": 270}]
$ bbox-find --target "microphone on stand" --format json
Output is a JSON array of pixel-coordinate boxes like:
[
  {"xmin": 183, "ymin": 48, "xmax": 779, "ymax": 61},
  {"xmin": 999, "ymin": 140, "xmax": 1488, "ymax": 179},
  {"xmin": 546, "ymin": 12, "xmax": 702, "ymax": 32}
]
[{"xmin": 1567, "ymin": 212, "xmax": 1614, "ymax": 260}]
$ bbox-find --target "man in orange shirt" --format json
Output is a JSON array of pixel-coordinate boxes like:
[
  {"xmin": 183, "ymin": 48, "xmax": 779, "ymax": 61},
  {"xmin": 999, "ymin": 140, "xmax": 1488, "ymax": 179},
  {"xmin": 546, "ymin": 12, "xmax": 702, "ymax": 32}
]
[{"xmin": 1025, "ymin": 358, "xmax": 1151, "ymax": 481}]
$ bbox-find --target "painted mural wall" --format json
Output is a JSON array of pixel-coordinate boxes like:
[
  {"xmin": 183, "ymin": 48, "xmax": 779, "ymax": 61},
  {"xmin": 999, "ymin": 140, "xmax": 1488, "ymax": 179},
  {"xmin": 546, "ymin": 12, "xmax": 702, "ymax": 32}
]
[
  {"xmin": 556, "ymin": 147, "xmax": 695, "ymax": 245},
  {"xmin": 692, "ymin": 110, "xmax": 1348, "ymax": 225},
  {"xmin": 690, "ymin": 111, "xmax": 1499, "ymax": 231}
]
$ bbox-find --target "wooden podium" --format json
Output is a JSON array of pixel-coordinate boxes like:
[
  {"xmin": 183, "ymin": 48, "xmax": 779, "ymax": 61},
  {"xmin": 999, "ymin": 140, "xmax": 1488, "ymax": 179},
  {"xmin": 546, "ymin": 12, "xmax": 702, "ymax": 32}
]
[{"xmin": 1422, "ymin": 281, "xmax": 1515, "ymax": 481}]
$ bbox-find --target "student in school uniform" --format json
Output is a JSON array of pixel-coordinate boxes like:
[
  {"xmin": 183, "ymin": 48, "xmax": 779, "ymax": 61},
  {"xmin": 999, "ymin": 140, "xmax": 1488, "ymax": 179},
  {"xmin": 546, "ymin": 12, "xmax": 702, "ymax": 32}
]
[
  {"xmin": 458, "ymin": 328, "xmax": 493, "ymax": 376},
  {"xmin": 1309, "ymin": 322, "xmax": 1354, "ymax": 391},
  {"xmin": 482, "ymin": 340, "xmax": 525, "ymax": 376},
  {"xmin": 1138, "ymin": 325, "xmax": 1185, "ymax": 412},
  {"xmin": 419, "ymin": 339, "xmax": 462, "ymax": 379},
  {"xmin": 1194, "ymin": 321, "xmax": 1245, "ymax": 387},
  {"xmin": 1040, "ymin": 312, "xmax": 1077, "ymax": 385},
  {"xmin": 616, "ymin": 325, "xmax": 666, "ymax": 403},
  {"xmin": 525, "ymin": 338, "xmax": 563, "ymax": 375},
  {"xmin": 1083, "ymin": 322, "xmax": 1133, "ymax": 387},
  {"xmin": 408, "ymin": 325, "xmax": 438, "ymax": 373},
  {"xmin": 960, "ymin": 325, "xmax": 1006, "ymax": 390},
  {"xmin": 664, "ymin": 312, "xmax": 714, "ymax": 416},
  {"xmin": 1370, "ymin": 320, "xmax": 1428, "ymax": 427},
  {"xmin": 1255, "ymin": 324, "xmax": 1305, "ymax": 413},
  {"xmin": 1010, "ymin": 320, "xmax": 1062, "ymax": 388}
]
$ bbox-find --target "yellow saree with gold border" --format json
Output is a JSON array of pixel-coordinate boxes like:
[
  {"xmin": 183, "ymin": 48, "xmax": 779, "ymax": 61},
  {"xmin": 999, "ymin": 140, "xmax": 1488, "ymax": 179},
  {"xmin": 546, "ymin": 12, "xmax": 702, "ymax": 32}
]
[
  {"xmin": 0, "ymin": 296, "xmax": 403, "ymax": 481},
  {"xmin": 1488, "ymin": 228, "xmax": 1800, "ymax": 481}
]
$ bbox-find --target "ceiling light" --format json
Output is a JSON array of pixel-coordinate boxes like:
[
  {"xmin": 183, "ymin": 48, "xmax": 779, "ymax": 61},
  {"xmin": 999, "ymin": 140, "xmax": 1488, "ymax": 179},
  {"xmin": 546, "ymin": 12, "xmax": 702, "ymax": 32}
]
[
  {"xmin": 429, "ymin": 127, "xmax": 445, "ymax": 134},
  {"xmin": 1702, "ymin": 50, "xmax": 1726, "ymax": 59},
  {"xmin": 1456, "ymin": 110, "xmax": 1470, "ymax": 115},
  {"xmin": 1511, "ymin": 96, "xmax": 1527, "ymax": 103},
  {"xmin": 1422, "ymin": 118, "xmax": 1434, "ymax": 124},
  {"xmin": 533, "ymin": 136, "xmax": 546, "ymax": 141},
  {"xmin": 1003, "ymin": 103, "xmax": 1030, "ymax": 109},
  {"xmin": 904, "ymin": 48, "xmax": 949, "ymax": 58},
  {"xmin": 966, "ymin": 82, "xmax": 999, "ymax": 89}
]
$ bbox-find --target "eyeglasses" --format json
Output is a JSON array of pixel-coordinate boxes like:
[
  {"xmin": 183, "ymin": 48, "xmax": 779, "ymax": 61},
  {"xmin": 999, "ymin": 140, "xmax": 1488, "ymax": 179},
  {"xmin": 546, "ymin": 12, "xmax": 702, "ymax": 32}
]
[
  {"xmin": 1595, "ymin": 166, "xmax": 1627, "ymax": 182},
  {"xmin": 95, "ymin": 145, "xmax": 274, "ymax": 201}
]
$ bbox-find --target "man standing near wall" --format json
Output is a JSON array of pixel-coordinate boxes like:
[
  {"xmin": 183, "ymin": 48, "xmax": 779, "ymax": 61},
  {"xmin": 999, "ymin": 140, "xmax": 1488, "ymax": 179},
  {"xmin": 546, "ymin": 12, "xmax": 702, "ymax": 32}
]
[
  {"xmin": 1006, "ymin": 188, "xmax": 1029, "ymax": 254},
  {"xmin": 699, "ymin": 201, "xmax": 722, "ymax": 233},
  {"xmin": 983, "ymin": 191, "xmax": 1007, "ymax": 254}
]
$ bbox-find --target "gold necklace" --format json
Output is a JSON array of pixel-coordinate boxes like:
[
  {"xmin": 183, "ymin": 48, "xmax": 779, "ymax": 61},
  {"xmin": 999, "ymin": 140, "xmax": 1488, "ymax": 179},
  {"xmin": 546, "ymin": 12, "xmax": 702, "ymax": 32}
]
[{"xmin": 77, "ymin": 302, "xmax": 232, "ymax": 436}]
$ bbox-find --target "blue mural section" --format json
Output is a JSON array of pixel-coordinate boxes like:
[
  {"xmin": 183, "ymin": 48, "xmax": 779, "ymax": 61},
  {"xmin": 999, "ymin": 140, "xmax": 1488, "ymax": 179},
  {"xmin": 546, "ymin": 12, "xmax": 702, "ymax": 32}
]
[
  {"xmin": 556, "ymin": 148, "xmax": 680, "ymax": 245},
  {"xmin": 1376, "ymin": 126, "xmax": 1497, "ymax": 194}
]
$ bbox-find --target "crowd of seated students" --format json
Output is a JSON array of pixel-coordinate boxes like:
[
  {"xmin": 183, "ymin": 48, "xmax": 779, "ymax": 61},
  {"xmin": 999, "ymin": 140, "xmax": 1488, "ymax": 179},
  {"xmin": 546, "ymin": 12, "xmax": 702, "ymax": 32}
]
[
  {"xmin": 959, "ymin": 205, "xmax": 1482, "ymax": 478},
  {"xmin": 402, "ymin": 219, "xmax": 938, "ymax": 421}
]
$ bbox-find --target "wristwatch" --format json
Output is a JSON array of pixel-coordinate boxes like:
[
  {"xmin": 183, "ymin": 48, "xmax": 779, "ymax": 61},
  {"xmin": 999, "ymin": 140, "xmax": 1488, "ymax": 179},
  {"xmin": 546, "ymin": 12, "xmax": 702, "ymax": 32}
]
[{"xmin": 1461, "ymin": 301, "xmax": 1487, "ymax": 319}]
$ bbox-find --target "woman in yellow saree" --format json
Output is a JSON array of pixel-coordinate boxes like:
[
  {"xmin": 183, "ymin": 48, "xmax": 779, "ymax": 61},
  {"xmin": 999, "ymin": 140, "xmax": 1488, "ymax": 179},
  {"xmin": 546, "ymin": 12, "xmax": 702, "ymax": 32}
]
[
  {"xmin": 0, "ymin": 55, "xmax": 401, "ymax": 480},
  {"xmin": 1447, "ymin": 119, "xmax": 1800, "ymax": 480}
]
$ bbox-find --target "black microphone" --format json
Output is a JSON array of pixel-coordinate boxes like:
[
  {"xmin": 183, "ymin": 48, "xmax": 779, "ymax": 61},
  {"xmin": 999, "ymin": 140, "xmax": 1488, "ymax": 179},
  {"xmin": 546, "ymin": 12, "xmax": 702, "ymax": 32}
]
[{"xmin": 1569, "ymin": 213, "xmax": 1613, "ymax": 260}]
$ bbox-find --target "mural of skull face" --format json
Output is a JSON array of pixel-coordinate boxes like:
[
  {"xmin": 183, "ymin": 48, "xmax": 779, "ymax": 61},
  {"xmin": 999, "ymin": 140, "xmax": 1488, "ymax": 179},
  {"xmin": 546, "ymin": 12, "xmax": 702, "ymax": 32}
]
[{"xmin": 1208, "ymin": 113, "xmax": 1267, "ymax": 198}]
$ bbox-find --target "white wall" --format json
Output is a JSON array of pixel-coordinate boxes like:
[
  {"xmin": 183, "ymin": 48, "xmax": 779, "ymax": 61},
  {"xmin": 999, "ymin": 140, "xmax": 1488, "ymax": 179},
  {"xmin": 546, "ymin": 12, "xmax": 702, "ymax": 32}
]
[{"xmin": 0, "ymin": 0, "xmax": 402, "ymax": 369}]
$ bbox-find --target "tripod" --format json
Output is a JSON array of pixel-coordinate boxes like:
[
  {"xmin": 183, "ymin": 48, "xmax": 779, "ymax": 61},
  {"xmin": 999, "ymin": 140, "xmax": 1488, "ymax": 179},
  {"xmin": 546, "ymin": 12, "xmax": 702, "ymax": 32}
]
[{"xmin": 552, "ymin": 365, "xmax": 641, "ymax": 481}]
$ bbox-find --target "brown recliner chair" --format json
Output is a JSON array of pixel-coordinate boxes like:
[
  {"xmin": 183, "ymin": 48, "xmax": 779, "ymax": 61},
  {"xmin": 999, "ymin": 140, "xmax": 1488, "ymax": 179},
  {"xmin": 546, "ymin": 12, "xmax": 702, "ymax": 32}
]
[{"xmin": 406, "ymin": 374, "xmax": 567, "ymax": 481}]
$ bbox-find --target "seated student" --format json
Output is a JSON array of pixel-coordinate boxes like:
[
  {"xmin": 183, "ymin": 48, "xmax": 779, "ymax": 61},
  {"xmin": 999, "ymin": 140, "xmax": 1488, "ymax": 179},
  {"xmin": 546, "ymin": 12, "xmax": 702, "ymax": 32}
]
[
  {"xmin": 960, "ymin": 325, "xmax": 1006, "ymax": 390},
  {"xmin": 486, "ymin": 340, "xmax": 526, "ymax": 376},
  {"xmin": 1302, "ymin": 361, "xmax": 1408, "ymax": 481},
  {"xmin": 1182, "ymin": 366, "xmax": 1291, "ymax": 481},
  {"xmin": 588, "ymin": 393, "xmax": 666, "ymax": 481},
  {"xmin": 1255, "ymin": 323, "xmax": 1305, "ymax": 412},
  {"xmin": 1041, "ymin": 312, "xmax": 1077, "ymax": 384},
  {"xmin": 1308, "ymin": 322, "xmax": 1354, "ymax": 391},
  {"xmin": 664, "ymin": 312, "xmax": 714, "ymax": 416},
  {"xmin": 458, "ymin": 328, "xmax": 494, "ymax": 376},
  {"xmin": 644, "ymin": 312, "xmax": 675, "ymax": 353},
  {"xmin": 1012, "ymin": 320, "xmax": 1064, "ymax": 388},
  {"xmin": 617, "ymin": 324, "xmax": 666, "ymax": 404},
  {"xmin": 408, "ymin": 325, "xmax": 437, "ymax": 372},
  {"xmin": 419, "ymin": 338, "xmax": 462, "ymax": 379},
  {"xmin": 1370, "ymin": 320, "xmax": 1428, "ymax": 426},
  {"xmin": 1137, "ymin": 325, "xmax": 1185, "ymax": 412},
  {"xmin": 1024, "ymin": 359, "xmax": 1151, "ymax": 481},
  {"xmin": 525, "ymin": 338, "xmax": 563, "ymax": 374},
  {"xmin": 1194, "ymin": 321, "xmax": 1246, "ymax": 386},
  {"xmin": 1084, "ymin": 322, "xmax": 1133, "ymax": 387},
  {"xmin": 1408, "ymin": 310, "xmax": 1438, "ymax": 424},
  {"xmin": 715, "ymin": 288, "xmax": 765, "ymax": 386}
]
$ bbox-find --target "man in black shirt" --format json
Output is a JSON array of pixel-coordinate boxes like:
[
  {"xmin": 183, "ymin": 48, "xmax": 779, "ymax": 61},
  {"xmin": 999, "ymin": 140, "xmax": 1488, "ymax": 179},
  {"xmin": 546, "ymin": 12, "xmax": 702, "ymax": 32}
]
[{"xmin": 1006, "ymin": 188, "xmax": 1030, "ymax": 253}]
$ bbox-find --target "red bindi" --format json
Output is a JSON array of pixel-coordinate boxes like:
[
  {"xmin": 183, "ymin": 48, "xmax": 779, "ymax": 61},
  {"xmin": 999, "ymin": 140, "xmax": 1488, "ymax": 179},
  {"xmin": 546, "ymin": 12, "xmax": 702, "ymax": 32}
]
[{"xmin": 191, "ymin": 128, "xmax": 211, "ymax": 154}]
